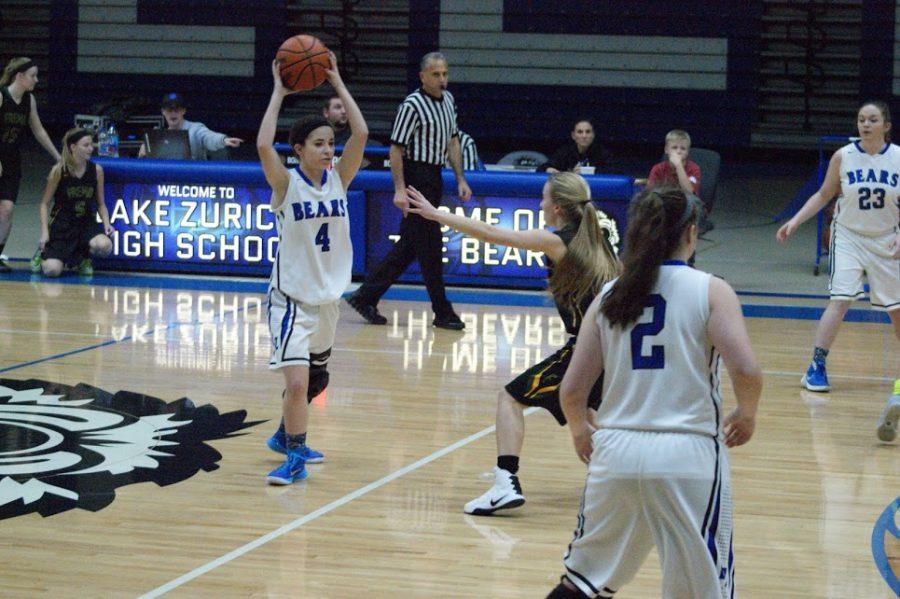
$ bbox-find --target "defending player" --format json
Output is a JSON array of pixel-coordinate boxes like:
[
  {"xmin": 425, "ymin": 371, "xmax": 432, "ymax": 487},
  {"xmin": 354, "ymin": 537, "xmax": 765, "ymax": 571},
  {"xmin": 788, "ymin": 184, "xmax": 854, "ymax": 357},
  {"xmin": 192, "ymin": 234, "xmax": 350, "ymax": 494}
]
[
  {"xmin": 547, "ymin": 186, "xmax": 762, "ymax": 599},
  {"xmin": 406, "ymin": 172, "xmax": 618, "ymax": 515},
  {"xmin": 257, "ymin": 52, "xmax": 367, "ymax": 484},
  {"xmin": 777, "ymin": 101, "xmax": 900, "ymax": 442}
]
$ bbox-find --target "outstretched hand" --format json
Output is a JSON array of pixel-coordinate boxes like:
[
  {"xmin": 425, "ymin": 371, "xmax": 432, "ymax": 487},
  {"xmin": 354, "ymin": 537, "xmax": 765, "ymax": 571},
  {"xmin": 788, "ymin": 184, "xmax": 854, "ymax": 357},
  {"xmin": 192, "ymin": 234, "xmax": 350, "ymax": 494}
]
[{"xmin": 406, "ymin": 186, "xmax": 441, "ymax": 220}]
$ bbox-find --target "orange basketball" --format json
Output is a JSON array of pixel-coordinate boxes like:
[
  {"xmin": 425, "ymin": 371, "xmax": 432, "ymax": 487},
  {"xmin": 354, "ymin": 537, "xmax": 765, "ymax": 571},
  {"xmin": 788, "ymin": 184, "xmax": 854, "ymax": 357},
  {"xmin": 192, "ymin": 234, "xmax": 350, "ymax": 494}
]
[{"xmin": 276, "ymin": 35, "xmax": 330, "ymax": 92}]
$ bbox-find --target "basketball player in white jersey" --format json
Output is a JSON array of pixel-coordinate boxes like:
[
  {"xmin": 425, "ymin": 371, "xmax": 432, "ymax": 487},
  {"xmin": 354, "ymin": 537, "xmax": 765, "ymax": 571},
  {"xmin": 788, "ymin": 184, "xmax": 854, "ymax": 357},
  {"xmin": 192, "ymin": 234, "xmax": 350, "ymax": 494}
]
[
  {"xmin": 546, "ymin": 187, "xmax": 763, "ymax": 599},
  {"xmin": 257, "ymin": 52, "xmax": 367, "ymax": 484},
  {"xmin": 778, "ymin": 101, "xmax": 900, "ymax": 443}
]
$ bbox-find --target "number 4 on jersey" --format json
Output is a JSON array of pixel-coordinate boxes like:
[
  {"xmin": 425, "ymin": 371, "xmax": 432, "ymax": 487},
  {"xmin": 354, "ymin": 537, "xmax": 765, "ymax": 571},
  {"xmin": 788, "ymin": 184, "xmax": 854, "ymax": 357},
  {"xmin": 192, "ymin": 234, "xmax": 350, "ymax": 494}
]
[{"xmin": 315, "ymin": 223, "xmax": 331, "ymax": 252}]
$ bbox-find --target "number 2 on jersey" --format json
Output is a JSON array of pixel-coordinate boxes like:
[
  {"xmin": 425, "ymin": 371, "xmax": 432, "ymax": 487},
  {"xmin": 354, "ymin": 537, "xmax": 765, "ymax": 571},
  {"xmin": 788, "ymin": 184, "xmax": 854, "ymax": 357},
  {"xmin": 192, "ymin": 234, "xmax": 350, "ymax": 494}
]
[
  {"xmin": 315, "ymin": 223, "xmax": 331, "ymax": 252},
  {"xmin": 858, "ymin": 187, "xmax": 886, "ymax": 210},
  {"xmin": 631, "ymin": 294, "xmax": 667, "ymax": 369}
]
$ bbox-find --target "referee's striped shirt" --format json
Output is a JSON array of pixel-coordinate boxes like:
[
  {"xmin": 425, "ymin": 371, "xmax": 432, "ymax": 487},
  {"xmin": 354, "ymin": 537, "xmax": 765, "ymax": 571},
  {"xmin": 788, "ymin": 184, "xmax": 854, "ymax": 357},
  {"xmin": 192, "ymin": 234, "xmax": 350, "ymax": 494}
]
[
  {"xmin": 445, "ymin": 130, "xmax": 481, "ymax": 171},
  {"xmin": 390, "ymin": 88, "xmax": 459, "ymax": 166}
]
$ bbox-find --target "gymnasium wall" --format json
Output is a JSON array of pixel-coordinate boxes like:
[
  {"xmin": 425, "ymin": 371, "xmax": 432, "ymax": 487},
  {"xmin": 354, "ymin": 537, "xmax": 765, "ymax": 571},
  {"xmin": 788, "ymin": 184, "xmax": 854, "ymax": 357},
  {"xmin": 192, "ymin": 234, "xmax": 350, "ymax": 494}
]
[
  {"xmin": 46, "ymin": 0, "xmax": 287, "ymax": 132},
  {"xmin": 410, "ymin": 0, "xmax": 763, "ymax": 147}
]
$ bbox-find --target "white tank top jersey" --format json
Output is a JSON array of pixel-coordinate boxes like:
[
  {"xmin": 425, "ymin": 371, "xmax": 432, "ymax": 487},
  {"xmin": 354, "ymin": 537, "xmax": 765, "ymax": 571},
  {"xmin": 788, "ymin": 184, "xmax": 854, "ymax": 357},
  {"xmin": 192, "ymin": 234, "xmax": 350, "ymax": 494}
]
[
  {"xmin": 594, "ymin": 263, "xmax": 722, "ymax": 437},
  {"xmin": 836, "ymin": 141, "xmax": 900, "ymax": 236},
  {"xmin": 269, "ymin": 167, "xmax": 351, "ymax": 305}
]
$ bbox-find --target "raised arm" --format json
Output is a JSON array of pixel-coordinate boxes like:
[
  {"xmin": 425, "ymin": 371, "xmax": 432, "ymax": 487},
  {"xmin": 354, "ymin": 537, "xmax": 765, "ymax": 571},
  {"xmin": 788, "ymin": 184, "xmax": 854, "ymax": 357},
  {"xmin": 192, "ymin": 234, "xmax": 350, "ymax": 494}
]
[
  {"xmin": 777, "ymin": 150, "xmax": 842, "ymax": 242},
  {"xmin": 560, "ymin": 297, "xmax": 605, "ymax": 463},
  {"xmin": 257, "ymin": 59, "xmax": 293, "ymax": 210},
  {"xmin": 405, "ymin": 185, "xmax": 566, "ymax": 260},
  {"xmin": 29, "ymin": 96, "xmax": 61, "ymax": 161},
  {"xmin": 707, "ymin": 276, "xmax": 762, "ymax": 447},
  {"xmin": 329, "ymin": 52, "xmax": 368, "ymax": 190}
]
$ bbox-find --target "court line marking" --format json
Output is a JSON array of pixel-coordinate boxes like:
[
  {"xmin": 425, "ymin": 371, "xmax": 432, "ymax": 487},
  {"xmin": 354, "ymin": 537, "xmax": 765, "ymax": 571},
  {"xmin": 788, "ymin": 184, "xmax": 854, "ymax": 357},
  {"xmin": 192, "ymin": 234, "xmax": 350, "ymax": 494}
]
[
  {"xmin": 139, "ymin": 407, "xmax": 540, "ymax": 598},
  {"xmin": 0, "ymin": 314, "xmax": 244, "ymax": 375},
  {"xmin": 0, "ymin": 328, "xmax": 108, "ymax": 338}
]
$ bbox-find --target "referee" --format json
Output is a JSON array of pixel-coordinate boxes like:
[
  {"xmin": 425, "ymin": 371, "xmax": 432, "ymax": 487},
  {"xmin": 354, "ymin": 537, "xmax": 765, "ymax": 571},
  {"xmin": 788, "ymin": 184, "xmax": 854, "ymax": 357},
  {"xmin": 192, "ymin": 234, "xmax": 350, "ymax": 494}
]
[{"xmin": 347, "ymin": 52, "xmax": 472, "ymax": 329}]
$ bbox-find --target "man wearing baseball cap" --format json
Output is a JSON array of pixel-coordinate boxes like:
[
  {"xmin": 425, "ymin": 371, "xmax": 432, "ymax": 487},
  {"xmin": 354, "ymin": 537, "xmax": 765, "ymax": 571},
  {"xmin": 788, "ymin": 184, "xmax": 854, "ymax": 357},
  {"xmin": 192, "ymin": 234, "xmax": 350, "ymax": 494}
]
[{"xmin": 139, "ymin": 92, "xmax": 243, "ymax": 160}]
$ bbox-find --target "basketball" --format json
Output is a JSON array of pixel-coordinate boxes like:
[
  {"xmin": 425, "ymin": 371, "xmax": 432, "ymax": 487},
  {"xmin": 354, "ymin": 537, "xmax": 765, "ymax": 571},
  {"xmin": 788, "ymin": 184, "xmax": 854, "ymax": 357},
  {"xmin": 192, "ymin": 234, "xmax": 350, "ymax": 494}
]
[{"xmin": 276, "ymin": 35, "xmax": 330, "ymax": 92}]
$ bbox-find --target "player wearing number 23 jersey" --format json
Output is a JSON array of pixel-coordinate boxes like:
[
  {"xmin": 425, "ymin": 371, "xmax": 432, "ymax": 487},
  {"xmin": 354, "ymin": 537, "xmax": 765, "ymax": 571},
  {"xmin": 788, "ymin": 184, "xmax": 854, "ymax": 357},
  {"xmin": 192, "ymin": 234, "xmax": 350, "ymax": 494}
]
[{"xmin": 835, "ymin": 140, "xmax": 900, "ymax": 236}]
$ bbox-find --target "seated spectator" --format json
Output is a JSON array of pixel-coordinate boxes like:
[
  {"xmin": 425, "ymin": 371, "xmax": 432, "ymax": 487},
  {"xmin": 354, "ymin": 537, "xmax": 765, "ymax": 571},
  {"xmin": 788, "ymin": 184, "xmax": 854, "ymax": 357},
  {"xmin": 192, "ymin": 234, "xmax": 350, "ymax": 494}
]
[
  {"xmin": 446, "ymin": 129, "xmax": 482, "ymax": 170},
  {"xmin": 139, "ymin": 93, "xmax": 243, "ymax": 160},
  {"xmin": 538, "ymin": 119, "xmax": 614, "ymax": 174},
  {"xmin": 322, "ymin": 93, "xmax": 350, "ymax": 146},
  {"xmin": 647, "ymin": 129, "xmax": 701, "ymax": 196}
]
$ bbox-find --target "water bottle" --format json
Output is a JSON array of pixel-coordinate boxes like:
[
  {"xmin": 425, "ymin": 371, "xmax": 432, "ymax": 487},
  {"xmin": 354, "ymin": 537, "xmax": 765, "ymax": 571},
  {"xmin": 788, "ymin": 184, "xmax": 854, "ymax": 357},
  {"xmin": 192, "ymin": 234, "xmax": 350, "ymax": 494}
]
[
  {"xmin": 98, "ymin": 127, "xmax": 109, "ymax": 157},
  {"xmin": 108, "ymin": 124, "xmax": 119, "ymax": 158}
]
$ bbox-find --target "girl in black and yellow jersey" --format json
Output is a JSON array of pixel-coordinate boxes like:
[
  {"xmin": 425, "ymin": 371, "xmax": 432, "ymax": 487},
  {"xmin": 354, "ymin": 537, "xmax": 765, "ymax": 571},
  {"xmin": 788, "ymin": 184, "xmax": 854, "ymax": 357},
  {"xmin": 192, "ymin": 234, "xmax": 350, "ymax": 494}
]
[
  {"xmin": 33, "ymin": 128, "xmax": 113, "ymax": 277},
  {"xmin": 0, "ymin": 57, "xmax": 60, "ymax": 271},
  {"xmin": 407, "ymin": 171, "xmax": 619, "ymax": 515}
]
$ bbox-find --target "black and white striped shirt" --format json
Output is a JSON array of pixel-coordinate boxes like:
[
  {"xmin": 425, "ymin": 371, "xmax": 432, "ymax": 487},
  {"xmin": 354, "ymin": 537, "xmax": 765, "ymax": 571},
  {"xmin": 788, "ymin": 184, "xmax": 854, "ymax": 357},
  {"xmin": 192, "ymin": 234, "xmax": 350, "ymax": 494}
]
[
  {"xmin": 390, "ymin": 88, "xmax": 459, "ymax": 166},
  {"xmin": 445, "ymin": 130, "xmax": 481, "ymax": 171}
]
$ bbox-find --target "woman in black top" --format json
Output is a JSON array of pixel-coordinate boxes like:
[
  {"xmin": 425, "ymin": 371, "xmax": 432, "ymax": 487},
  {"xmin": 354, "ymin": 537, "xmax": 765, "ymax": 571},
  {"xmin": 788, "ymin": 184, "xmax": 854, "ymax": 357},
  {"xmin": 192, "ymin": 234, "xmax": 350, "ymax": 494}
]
[
  {"xmin": 406, "ymin": 172, "xmax": 619, "ymax": 516},
  {"xmin": 538, "ymin": 119, "xmax": 614, "ymax": 175},
  {"xmin": 35, "ymin": 128, "xmax": 113, "ymax": 277},
  {"xmin": 0, "ymin": 57, "xmax": 60, "ymax": 271}
]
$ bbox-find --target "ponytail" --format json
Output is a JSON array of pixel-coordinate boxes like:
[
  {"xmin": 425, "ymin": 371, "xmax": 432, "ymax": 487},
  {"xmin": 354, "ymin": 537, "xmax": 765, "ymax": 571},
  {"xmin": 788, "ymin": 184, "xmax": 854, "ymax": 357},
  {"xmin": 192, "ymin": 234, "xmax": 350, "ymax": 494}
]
[
  {"xmin": 601, "ymin": 186, "xmax": 699, "ymax": 327},
  {"xmin": 546, "ymin": 172, "xmax": 618, "ymax": 307}
]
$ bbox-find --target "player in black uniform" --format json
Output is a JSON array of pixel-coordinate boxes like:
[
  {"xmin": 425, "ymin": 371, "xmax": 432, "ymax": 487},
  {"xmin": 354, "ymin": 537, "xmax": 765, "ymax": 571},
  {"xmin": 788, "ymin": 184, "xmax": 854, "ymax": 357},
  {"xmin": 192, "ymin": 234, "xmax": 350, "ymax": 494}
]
[
  {"xmin": 0, "ymin": 57, "xmax": 61, "ymax": 271},
  {"xmin": 34, "ymin": 128, "xmax": 113, "ymax": 277},
  {"xmin": 406, "ymin": 171, "xmax": 619, "ymax": 515}
]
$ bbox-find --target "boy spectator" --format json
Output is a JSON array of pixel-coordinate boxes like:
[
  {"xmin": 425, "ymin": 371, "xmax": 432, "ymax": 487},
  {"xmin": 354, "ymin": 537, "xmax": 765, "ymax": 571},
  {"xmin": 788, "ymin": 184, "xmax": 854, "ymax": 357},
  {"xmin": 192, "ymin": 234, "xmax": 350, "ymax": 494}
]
[{"xmin": 647, "ymin": 129, "xmax": 701, "ymax": 196}]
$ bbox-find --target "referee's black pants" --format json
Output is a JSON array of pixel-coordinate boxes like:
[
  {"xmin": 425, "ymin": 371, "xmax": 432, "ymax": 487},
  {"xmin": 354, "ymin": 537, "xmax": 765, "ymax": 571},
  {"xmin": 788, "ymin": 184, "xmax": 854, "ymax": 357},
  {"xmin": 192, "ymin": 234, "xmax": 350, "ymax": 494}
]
[{"xmin": 354, "ymin": 160, "xmax": 454, "ymax": 316}]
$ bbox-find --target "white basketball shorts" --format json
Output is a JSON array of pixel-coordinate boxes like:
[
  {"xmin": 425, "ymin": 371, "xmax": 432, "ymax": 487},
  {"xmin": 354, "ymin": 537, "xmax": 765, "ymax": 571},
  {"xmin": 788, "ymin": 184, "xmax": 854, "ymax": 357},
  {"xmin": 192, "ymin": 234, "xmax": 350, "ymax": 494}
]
[
  {"xmin": 563, "ymin": 428, "xmax": 734, "ymax": 599},
  {"xmin": 829, "ymin": 222, "xmax": 900, "ymax": 311},
  {"xmin": 267, "ymin": 288, "xmax": 339, "ymax": 370}
]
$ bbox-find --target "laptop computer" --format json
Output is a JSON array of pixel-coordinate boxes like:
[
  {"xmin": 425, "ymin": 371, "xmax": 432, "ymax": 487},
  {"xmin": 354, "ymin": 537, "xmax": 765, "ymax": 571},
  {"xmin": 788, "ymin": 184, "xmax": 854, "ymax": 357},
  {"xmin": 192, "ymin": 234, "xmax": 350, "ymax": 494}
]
[{"xmin": 144, "ymin": 129, "xmax": 191, "ymax": 159}]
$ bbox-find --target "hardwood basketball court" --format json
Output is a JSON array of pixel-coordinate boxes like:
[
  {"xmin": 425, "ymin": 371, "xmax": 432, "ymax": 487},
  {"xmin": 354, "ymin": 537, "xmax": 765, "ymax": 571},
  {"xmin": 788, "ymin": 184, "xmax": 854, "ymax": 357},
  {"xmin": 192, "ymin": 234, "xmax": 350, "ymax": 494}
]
[{"xmin": 0, "ymin": 275, "xmax": 897, "ymax": 597}]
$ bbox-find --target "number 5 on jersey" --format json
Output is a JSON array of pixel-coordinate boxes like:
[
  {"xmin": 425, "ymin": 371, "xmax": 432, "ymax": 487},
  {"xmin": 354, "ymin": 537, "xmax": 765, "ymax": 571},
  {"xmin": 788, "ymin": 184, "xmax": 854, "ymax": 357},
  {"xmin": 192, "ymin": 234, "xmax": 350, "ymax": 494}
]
[
  {"xmin": 315, "ymin": 223, "xmax": 331, "ymax": 252},
  {"xmin": 631, "ymin": 294, "xmax": 666, "ymax": 369}
]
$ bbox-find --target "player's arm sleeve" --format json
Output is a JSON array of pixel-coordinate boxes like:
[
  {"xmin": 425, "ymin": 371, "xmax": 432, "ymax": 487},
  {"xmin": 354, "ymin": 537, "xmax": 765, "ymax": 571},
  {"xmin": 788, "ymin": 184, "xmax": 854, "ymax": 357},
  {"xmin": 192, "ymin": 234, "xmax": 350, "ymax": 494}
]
[
  {"xmin": 389, "ymin": 102, "xmax": 418, "ymax": 147},
  {"xmin": 193, "ymin": 122, "xmax": 228, "ymax": 151}
]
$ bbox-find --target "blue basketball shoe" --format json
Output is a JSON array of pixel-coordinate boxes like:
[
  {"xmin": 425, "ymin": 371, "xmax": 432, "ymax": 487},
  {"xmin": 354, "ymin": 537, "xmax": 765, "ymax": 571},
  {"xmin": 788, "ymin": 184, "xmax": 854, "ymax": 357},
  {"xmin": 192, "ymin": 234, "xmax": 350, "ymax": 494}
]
[
  {"xmin": 266, "ymin": 431, "xmax": 325, "ymax": 463},
  {"xmin": 266, "ymin": 449, "xmax": 308, "ymax": 485},
  {"xmin": 801, "ymin": 361, "xmax": 830, "ymax": 392}
]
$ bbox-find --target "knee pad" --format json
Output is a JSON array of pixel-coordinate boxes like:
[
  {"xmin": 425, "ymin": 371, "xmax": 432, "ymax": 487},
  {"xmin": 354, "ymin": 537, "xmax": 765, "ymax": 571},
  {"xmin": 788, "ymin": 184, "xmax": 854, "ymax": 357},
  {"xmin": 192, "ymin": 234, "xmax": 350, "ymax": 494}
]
[{"xmin": 307, "ymin": 348, "xmax": 331, "ymax": 402}]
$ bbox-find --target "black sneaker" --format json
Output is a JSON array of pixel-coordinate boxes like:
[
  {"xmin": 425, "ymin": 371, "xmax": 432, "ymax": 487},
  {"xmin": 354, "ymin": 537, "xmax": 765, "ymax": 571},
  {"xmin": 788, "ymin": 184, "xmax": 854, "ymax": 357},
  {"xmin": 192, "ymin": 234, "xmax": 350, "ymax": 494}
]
[
  {"xmin": 433, "ymin": 312, "xmax": 465, "ymax": 330},
  {"xmin": 345, "ymin": 292, "xmax": 387, "ymax": 325},
  {"xmin": 0, "ymin": 258, "xmax": 11, "ymax": 273}
]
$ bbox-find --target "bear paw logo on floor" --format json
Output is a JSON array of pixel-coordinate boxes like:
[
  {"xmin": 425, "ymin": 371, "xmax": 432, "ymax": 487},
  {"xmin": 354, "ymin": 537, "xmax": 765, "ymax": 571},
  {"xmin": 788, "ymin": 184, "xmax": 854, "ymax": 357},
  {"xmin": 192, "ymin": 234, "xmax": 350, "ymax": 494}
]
[{"xmin": 0, "ymin": 378, "xmax": 260, "ymax": 520}]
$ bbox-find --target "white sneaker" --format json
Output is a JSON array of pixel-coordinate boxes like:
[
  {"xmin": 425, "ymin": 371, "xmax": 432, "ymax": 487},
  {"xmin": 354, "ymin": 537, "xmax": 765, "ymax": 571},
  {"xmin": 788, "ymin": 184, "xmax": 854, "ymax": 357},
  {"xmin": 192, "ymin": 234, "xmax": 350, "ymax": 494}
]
[
  {"xmin": 876, "ymin": 394, "xmax": 900, "ymax": 442},
  {"xmin": 463, "ymin": 466, "xmax": 525, "ymax": 516}
]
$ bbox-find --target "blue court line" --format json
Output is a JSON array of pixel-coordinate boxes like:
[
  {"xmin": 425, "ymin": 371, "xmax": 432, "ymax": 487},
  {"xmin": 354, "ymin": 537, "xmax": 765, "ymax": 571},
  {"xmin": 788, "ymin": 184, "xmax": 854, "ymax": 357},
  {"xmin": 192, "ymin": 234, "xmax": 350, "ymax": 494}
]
[
  {"xmin": 871, "ymin": 497, "xmax": 900, "ymax": 595},
  {"xmin": 0, "ymin": 270, "xmax": 891, "ymax": 323},
  {"xmin": 0, "ymin": 310, "xmax": 245, "ymax": 375}
]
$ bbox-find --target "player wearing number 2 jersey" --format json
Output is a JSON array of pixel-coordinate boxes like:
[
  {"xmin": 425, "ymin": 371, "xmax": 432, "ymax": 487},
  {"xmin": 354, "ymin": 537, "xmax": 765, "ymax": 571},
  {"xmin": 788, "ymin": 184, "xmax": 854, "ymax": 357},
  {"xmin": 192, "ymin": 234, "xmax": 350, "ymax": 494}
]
[
  {"xmin": 778, "ymin": 101, "xmax": 900, "ymax": 444},
  {"xmin": 256, "ymin": 51, "xmax": 367, "ymax": 485},
  {"xmin": 546, "ymin": 187, "xmax": 762, "ymax": 599}
]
